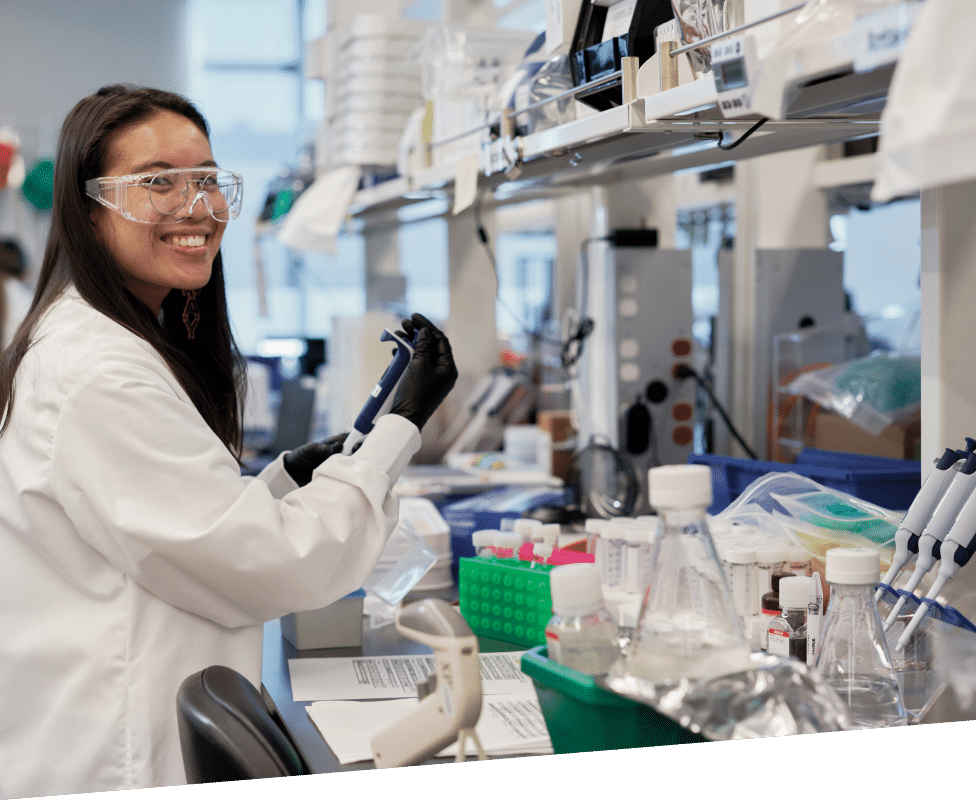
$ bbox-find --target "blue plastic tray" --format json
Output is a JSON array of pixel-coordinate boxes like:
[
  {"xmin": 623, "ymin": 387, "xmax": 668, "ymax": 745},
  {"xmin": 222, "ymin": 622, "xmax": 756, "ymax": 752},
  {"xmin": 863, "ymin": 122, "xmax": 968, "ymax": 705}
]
[{"xmin": 688, "ymin": 450, "xmax": 920, "ymax": 513}]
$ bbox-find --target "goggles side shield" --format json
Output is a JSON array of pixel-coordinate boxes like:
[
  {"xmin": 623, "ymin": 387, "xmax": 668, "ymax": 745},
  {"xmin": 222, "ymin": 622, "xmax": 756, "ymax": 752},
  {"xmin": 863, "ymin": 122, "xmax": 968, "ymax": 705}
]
[{"xmin": 85, "ymin": 168, "xmax": 244, "ymax": 224}]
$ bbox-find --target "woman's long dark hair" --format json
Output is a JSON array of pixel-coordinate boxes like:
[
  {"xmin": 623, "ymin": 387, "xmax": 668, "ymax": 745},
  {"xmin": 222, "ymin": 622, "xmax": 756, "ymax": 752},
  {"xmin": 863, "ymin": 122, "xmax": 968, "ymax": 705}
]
[{"xmin": 0, "ymin": 84, "xmax": 245, "ymax": 457}]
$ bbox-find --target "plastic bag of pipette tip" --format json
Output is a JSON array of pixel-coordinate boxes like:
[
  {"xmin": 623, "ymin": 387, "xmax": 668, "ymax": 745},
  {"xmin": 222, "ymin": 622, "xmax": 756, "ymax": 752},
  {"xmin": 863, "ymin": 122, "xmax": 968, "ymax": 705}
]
[
  {"xmin": 714, "ymin": 471, "xmax": 902, "ymax": 576},
  {"xmin": 602, "ymin": 651, "xmax": 852, "ymax": 738},
  {"xmin": 361, "ymin": 519, "xmax": 438, "ymax": 613},
  {"xmin": 785, "ymin": 354, "xmax": 921, "ymax": 437}
]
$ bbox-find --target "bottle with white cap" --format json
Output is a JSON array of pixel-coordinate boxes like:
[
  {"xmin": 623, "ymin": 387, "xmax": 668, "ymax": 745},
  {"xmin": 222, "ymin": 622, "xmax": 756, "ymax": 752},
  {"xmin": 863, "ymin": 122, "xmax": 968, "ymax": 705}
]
[
  {"xmin": 493, "ymin": 532, "xmax": 523, "ymax": 560},
  {"xmin": 472, "ymin": 530, "xmax": 499, "ymax": 558},
  {"xmin": 725, "ymin": 545, "xmax": 758, "ymax": 627},
  {"xmin": 545, "ymin": 563, "xmax": 621, "ymax": 675},
  {"xmin": 766, "ymin": 575, "xmax": 809, "ymax": 660},
  {"xmin": 813, "ymin": 547, "xmax": 907, "ymax": 729},
  {"xmin": 626, "ymin": 465, "xmax": 752, "ymax": 683}
]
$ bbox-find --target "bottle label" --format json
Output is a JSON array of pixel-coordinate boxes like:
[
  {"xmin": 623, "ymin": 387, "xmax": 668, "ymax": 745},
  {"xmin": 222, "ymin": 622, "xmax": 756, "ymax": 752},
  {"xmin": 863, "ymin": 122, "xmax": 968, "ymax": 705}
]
[{"xmin": 767, "ymin": 627, "xmax": 790, "ymax": 657}]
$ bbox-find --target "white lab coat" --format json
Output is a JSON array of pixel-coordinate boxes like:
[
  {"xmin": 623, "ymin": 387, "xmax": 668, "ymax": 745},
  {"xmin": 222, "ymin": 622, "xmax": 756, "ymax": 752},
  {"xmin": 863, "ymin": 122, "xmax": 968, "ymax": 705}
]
[{"xmin": 0, "ymin": 285, "xmax": 421, "ymax": 799}]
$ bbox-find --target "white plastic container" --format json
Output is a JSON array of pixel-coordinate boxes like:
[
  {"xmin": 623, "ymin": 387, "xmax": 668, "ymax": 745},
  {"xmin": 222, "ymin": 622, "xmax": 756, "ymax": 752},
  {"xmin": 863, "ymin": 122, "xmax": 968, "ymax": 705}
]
[{"xmin": 546, "ymin": 563, "xmax": 621, "ymax": 675}]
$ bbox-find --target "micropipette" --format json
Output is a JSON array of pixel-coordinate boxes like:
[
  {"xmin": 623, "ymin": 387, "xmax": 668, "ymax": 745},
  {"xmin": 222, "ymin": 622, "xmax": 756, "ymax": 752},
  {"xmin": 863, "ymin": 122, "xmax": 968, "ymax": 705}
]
[
  {"xmin": 896, "ymin": 473, "xmax": 976, "ymax": 650},
  {"xmin": 883, "ymin": 450, "xmax": 976, "ymax": 632},
  {"xmin": 341, "ymin": 327, "xmax": 418, "ymax": 456},
  {"xmin": 875, "ymin": 448, "xmax": 963, "ymax": 602}
]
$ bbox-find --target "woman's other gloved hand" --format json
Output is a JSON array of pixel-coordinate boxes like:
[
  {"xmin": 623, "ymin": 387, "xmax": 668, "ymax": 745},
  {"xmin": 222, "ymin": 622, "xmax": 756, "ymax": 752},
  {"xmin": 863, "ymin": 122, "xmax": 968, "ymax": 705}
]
[
  {"xmin": 391, "ymin": 313, "xmax": 458, "ymax": 432},
  {"xmin": 283, "ymin": 432, "xmax": 347, "ymax": 487}
]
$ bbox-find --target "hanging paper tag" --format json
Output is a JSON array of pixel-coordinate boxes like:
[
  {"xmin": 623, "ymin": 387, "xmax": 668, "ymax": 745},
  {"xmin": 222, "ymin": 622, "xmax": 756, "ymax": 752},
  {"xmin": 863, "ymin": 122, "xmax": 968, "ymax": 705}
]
[
  {"xmin": 452, "ymin": 152, "xmax": 479, "ymax": 215},
  {"xmin": 853, "ymin": 1, "xmax": 923, "ymax": 74},
  {"xmin": 712, "ymin": 35, "xmax": 759, "ymax": 119}
]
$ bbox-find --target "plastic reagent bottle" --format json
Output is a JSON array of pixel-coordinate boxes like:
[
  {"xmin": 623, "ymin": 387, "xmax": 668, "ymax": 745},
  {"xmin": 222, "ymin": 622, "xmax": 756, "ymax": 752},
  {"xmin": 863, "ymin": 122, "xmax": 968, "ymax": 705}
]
[
  {"xmin": 493, "ymin": 532, "xmax": 522, "ymax": 559},
  {"xmin": 472, "ymin": 531, "xmax": 498, "ymax": 558},
  {"xmin": 545, "ymin": 563, "xmax": 621, "ymax": 675},
  {"xmin": 813, "ymin": 547, "xmax": 908, "ymax": 729},
  {"xmin": 766, "ymin": 576, "xmax": 809, "ymax": 660},
  {"xmin": 626, "ymin": 465, "xmax": 752, "ymax": 682}
]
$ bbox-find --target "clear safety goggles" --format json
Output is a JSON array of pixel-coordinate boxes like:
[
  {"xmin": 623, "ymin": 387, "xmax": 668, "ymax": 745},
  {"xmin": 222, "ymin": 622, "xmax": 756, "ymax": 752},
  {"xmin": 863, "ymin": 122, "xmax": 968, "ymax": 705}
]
[{"xmin": 85, "ymin": 167, "xmax": 244, "ymax": 224}]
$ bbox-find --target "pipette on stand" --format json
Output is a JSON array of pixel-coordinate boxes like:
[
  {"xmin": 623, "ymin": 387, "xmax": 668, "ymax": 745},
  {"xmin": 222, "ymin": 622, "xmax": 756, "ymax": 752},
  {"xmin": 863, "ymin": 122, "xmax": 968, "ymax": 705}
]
[
  {"xmin": 875, "ymin": 448, "xmax": 964, "ymax": 602},
  {"xmin": 883, "ymin": 450, "xmax": 976, "ymax": 631},
  {"xmin": 896, "ymin": 479, "xmax": 976, "ymax": 651},
  {"xmin": 341, "ymin": 328, "xmax": 418, "ymax": 456}
]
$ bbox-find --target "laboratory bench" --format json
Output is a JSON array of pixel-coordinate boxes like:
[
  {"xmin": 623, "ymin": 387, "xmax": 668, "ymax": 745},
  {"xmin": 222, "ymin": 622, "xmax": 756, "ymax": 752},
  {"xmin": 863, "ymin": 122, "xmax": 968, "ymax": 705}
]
[{"xmin": 260, "ymin": 609, "xmax": 524, "ymax": 773}]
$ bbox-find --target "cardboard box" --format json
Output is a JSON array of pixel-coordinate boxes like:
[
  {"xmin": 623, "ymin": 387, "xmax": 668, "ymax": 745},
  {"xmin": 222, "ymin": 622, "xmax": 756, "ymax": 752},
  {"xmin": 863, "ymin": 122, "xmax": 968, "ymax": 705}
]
[{"xmin": 812, "ymin": 410, "xmax": 921, "ymax": 461}]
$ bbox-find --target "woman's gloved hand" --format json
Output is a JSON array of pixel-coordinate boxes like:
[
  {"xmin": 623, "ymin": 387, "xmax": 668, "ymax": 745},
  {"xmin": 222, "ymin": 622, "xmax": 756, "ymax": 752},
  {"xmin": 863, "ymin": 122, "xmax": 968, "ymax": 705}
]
[
  {"xmin": 282, "ymin": 432, "xmax": 347, "ymax": 487},
  {"xmin": 391, "ymin": 313, "xmax": 458, "ymax": 432}
]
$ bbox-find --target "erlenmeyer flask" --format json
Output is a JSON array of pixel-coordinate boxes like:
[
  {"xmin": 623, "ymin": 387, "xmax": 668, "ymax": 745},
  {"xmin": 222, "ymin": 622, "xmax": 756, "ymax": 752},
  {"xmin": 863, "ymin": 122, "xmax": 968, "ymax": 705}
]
[
  {"xmin": 813, "ymin": 547, "xmax": 907, "ymax": 728},
  {"xmin": 625, "ymin": 464, "xmax": 752, "ymax": 682}
]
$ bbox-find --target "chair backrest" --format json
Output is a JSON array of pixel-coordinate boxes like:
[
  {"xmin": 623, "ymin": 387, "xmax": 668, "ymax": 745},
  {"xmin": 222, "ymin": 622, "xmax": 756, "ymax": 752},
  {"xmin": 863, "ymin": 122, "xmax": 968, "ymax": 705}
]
[{"xmin": 176, "ymin": 665, "xmax": 307, "ymax": 782}]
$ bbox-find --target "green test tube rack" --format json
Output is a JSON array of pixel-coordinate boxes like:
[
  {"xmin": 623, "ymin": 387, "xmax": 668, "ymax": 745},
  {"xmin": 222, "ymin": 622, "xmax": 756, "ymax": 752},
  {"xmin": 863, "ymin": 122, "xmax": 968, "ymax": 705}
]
[{"xmin": 458, "ymin": 556, "xmax": 554, "ymax": 648}]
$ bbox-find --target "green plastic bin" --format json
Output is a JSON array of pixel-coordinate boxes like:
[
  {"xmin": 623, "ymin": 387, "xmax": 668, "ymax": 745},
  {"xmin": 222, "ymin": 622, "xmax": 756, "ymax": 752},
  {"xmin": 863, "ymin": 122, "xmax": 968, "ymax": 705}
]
[{"xmin": 520, "ymin": 646, "xmax": 707, "ymax": 754}]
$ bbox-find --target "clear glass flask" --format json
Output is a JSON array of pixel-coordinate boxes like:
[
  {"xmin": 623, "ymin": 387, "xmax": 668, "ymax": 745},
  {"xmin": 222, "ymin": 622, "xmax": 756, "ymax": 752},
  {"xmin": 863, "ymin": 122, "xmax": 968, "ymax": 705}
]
[
  {"xmin": 545, "ymin": 563, "xmax": 620, "ymax": 675},
  {"xmin": 813, "ymin": 547, "xmax": 908, "ymax": 729},
  {"xmin": 626, "ymin": 465, "xmax": 752, "ymax": 682}
]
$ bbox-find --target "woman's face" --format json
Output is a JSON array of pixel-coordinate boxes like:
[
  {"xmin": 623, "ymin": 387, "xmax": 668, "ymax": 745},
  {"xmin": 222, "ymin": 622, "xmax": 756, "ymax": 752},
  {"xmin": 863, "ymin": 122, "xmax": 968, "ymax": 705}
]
[{"xmin": 91, "ymin": 110, "xmax": 227, "ymax": 312}]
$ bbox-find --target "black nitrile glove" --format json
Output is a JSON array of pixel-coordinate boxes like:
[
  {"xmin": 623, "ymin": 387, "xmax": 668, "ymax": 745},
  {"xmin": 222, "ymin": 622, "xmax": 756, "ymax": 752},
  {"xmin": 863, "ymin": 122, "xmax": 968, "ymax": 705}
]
[
  {"xmin": 391, "ymin": 313, "xmax": 458, "ymax": 432},
  {"xmin": 283, "ymin": 432, "xmax": 348, "ymax": 487}
]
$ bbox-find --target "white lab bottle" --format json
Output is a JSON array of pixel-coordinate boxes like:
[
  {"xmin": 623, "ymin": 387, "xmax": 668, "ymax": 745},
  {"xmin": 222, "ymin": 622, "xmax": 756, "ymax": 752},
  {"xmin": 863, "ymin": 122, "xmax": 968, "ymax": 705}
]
[
  {"xmin": 627, "ymin": 465, "xmax": 752, "ymax": 682},
  {"xmin": 472, "ymin": 531, "xmax": 498, "ymax": 558},
  {"xmin": 513, "ymin": 518, "xmax": 542, "ymax": 543},
  {"xmin": 493, "ymin": 532, "xmax": 523, "ymax": 560},
  {"xmin": 595, "ymin": 520, "xmax": 625, "ymax": 590},
  {"xmin": 784, "ymin": 543, "xmax": 812, "ymax": 577},
  {"xmin": 725, "ymin": 546, "xmax": 758, "ymax": 626},
  {"xmin": 766, "ymin": 576, "xmax": 809, "ymax": 660},
  {"xmin": 755, "ymin": 544, "xmax": 786, "ymax": 599},
  {"xmin": 813, "ymin": 548, "xmax": 908, "ymax": 729},
  {"xmin": 545, "ymin": 563, "xmax": 621, "ymax": 675},
  {"xmin": 622, "ymin": 525, "xmax": 645, "ymax": 595}
]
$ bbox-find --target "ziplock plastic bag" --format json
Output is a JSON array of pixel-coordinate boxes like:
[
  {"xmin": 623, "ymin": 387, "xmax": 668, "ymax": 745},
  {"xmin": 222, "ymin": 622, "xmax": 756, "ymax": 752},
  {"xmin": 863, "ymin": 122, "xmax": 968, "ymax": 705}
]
[
  {"xmin": 786, "ymin": 354, "xmax": 920, "ymax": 436},
  {"xmin": 873, "ymin": 0, "xmax": 976, "ymax": 202},
  {"xmin": 361, "ymin": 519, "xmax": 437, "ymax": 607},
  {"xmin": 716, "ymin": 471, "xmax": 902, "ymax": 572},
  {"xmin": 750, "ymin": 0, "xmax": 902, "ymax": 120},
  {"xmin": 671, "ymin": 0, "xmax": 733, "ymax": 74}
]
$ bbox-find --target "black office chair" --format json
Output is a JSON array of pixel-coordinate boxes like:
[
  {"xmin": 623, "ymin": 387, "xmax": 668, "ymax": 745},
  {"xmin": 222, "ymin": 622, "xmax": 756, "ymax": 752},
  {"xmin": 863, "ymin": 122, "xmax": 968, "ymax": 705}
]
[{"xmin": 176, "ymin": 664, "xmax": 308, "ymax": 782}]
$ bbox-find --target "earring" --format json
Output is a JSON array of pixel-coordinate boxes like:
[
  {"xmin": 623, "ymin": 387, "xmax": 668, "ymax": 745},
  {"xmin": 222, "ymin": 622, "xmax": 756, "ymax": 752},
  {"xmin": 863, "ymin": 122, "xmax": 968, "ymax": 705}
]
[{"xmin": 182, "ymin": 289, "xmax": 201, "ymax": 340}]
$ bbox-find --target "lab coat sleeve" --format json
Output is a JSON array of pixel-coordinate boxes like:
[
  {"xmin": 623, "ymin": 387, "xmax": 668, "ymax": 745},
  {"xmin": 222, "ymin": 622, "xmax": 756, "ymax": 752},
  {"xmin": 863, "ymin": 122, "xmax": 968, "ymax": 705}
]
[{"xmin": 49, "ymin": 349, "xmax": 422, "ymax": 628}]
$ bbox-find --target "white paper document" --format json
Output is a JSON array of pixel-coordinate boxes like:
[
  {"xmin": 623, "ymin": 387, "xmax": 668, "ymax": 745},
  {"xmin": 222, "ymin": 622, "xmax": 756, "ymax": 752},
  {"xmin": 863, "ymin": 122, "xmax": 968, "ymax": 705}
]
[
  {"xmin": 288, "ymin": 651, "xmax": 532, "ymax": 702},
  {"xmin": 305, "ymin": 691, "xmax": 553, "ymax": 765}
]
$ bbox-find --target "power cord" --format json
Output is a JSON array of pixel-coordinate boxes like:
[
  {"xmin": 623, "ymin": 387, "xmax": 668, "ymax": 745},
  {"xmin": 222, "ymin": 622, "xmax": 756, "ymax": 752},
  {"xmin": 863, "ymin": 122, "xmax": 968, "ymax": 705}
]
[
  {"xmin": 717, "ymin": 117, "xmax": 768, "ymax": 151},
  {"xmin": 674, "ymin": 364, "xmax": 759, "ymax": 460}
]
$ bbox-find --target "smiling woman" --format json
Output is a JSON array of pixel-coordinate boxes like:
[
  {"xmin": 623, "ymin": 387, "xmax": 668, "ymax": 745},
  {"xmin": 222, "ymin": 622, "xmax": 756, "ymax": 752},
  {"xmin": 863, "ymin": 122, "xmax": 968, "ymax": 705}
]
[
  {"xmin": 0, "ymin": 84, "xmax": 456, "ymax": 798},
  {"xmin": 86, "ymin": 112, "xmax": 233, "ymax": 312}
]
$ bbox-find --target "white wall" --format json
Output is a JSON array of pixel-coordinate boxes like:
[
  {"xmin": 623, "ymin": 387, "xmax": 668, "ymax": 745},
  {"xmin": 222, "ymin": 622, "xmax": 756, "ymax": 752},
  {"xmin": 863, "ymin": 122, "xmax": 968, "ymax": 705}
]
[{"xmin": 0, "ymin": 0, "xmax": 189, "ymax": 273}]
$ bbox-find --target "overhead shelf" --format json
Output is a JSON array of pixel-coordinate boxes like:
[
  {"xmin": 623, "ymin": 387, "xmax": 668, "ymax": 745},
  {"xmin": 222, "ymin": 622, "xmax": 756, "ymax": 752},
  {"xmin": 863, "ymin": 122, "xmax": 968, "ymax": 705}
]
[{"xmin": 347, "ymin": 29, "xmax": 896, "ymax": 229}]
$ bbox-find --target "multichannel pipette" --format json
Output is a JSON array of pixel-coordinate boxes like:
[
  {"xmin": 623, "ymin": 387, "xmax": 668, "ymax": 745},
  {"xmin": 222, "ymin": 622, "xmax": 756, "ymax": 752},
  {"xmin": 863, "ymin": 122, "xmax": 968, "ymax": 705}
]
[
  {"xmin": 342, "ymin": 327, "xmax": 418, "ymax": 456},
  {"xmin": 883, "ymin": 450, "xmax": 976, "ymax": 631},
  {"xmin": 896, "ymin": 470, "xmax": 976, "ymax": 650},
  {"xmin": 875, "ymin": 448, "xmax": 963, "ymax": 602}
]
